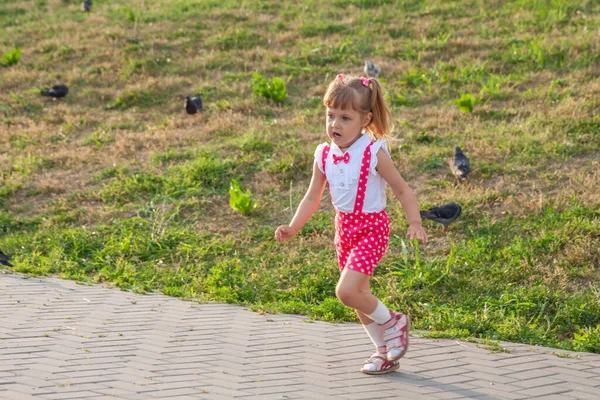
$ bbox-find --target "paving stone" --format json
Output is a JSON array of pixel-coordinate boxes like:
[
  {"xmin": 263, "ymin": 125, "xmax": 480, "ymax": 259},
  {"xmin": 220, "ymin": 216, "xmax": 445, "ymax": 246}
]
[
  {"xmin": 468, "ymin": 387, "xmax": 529, "ymax": 399},
  {"xmin": 559, "ymin": 390, "xmax": 600, "ymax": 400},
  {"xmin": 0, "ymin": 390, "xmax": 42, "ymax": 400},
  {"xmin": 545, "ymin": 366, "xmax": 600, "ymax": 379},
  {"xmin": 512, "ymin": 375, "xmax": 567, "ymax": 388},
  {"xmin": 418, "ymin": 367, "xmax": 474, "ymax": 379},
  {"xmin": 430, "ymin": 374, "xmax": 476, "ymax": 385},
  {"xmin": 415, "ymin": 359, "xmax": 469, "ymax": 371},
  {"xmin": 0, "ymin": 382, "xmax": 56, "ymax": 396},
  {"xmin": 502, "ymin": 366, "xmax": 556, "ymax": 380},
  {"xmin": 428, "ymin": 389, "xmax": 486, "ymax": 399},
  {"xmin": 454, "ymin": 355, "xmax": 506, "ymax": 368},
  {"xmin": 462, "ymin": 371, "xmax": 518, "ymax": 385},
  {"xmin": 37, "ymin": 390, "xmax": 105, "ymax": 399},
  {"xmin": 514, "ymin": 384, "xmax": 572, "ymax": 397},
  {"xmin": 93, "ymin": 388, "xmax": 148, "ymax": 400}
]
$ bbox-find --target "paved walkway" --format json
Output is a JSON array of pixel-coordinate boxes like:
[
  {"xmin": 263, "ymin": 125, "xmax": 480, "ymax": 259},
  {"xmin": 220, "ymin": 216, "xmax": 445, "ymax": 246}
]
[{"xmin": 1, "ymin": 273, "xmax": 599, "ymax": 400}]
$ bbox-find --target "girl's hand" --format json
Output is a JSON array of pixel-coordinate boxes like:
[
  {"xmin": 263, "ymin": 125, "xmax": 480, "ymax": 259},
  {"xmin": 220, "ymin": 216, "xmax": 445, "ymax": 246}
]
[
  {"xmin": 275, "ymin": 225, "xmax": 298, "ymax": 242},
  {"xmin": 407, "ymin": 223, "xmax": 428, "ymax": 243}
]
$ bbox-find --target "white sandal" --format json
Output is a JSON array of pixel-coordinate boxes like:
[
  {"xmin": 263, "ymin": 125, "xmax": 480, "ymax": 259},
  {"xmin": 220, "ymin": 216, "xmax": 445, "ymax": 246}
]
[
  {"xmin": 360, "ymin": 352, "xmax": 399, "ymax": 375},
  {"xmin": 381, "ymin": 312, "xmax": 410, "ymax": 361}
]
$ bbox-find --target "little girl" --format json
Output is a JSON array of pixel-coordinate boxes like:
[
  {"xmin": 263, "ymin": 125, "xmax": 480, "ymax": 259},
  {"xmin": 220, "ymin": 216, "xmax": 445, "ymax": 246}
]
[{"xmin": 275, "ymin": 74, "xmax": 427, "ymax": 375}]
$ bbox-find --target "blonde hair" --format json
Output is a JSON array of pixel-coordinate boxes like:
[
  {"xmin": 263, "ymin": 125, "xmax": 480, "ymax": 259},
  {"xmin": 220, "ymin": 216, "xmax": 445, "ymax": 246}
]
[{"xmin": 323, "ymin": 74, "xmax": 392, "ymax": 140}]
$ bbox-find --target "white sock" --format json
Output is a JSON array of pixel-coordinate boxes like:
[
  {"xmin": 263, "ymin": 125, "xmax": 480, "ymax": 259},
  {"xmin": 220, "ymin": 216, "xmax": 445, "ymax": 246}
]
[
  {"xmin": 367, "ymin": 300, "xmax": 391, "ymax": 325},
  {"xmin": 363, "ymin": 322, "xmax": 386, "ymax": 350}
]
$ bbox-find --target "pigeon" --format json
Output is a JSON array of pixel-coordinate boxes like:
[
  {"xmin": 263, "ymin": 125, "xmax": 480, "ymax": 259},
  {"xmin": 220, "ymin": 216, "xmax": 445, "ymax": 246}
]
[
  {"xmin": 450, "ymin": 146, "xmax": 470, "ymax": 181},
  {"xmin": 364, "ymin": 60, "xmax": 381, "ymax": 78},
  {"xmin": 185, "ymin": 95, "xmax": 203, "ymax": 115},
  {"xmin": 41, "ymin": 84, "xmax": 69, "ymax": 98},
  {"xmin": 420, "ymin": 203, "xmax": 462, "ymax": 232},
  {"xmin": 82, "ymin": 0, "xmax": 91, "ymax": 12},
  {"xmin": 0, "ymin": 249, "xmax": 13, "ymax": 267}
]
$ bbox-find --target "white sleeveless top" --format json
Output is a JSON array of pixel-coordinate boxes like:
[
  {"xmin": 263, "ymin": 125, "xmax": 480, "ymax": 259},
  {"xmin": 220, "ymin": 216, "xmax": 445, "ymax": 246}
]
[{"xmin": 314, "ymin": 134, "xmax": 389, "ymax": 213}]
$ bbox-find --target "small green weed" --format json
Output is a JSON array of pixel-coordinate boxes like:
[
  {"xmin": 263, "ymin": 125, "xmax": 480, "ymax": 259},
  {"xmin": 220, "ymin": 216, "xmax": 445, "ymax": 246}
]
[
  {"xmin": 1, "ymin": 47, "xmax": 21, "ymax": 66},
  {"xmin": 120, "ymin": 7, "xmax": 137, "ymax": 24},
  {"xmin": 229, "ymin": 179, "xmax": 256, "ymax": 215},
  {"xmin": 454, "ymin": 93, "xmax": 480, "ymax": 113},
  {"xmin": 251, "ymin": 73, "xmax": 288, "ymax": 103}
]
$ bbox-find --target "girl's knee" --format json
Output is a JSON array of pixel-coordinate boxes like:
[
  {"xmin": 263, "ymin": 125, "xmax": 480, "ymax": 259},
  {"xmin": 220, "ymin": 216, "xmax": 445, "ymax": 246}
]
[{"xmin": 335, "ymin": 285, "xmax": 358, "ymax": 306}]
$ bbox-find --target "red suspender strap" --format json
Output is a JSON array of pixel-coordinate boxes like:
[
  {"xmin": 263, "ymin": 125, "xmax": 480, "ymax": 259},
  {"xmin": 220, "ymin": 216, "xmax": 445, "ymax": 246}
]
[
  {"xmin": 322, "ymin": 145, "xmax": 331, "ymax": 178},
  {"xmin": 353, "ymin": 142, "xmax": 373, "ymax": 214}
]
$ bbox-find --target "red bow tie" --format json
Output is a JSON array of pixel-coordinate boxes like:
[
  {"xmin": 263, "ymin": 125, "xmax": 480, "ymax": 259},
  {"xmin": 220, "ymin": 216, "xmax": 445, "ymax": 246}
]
[{"xmin": 333, "ymin": 152, "xmax": 350, "ymax": 165}]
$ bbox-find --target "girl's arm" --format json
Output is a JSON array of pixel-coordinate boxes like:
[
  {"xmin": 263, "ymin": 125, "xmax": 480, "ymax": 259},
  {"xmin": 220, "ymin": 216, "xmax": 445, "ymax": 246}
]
[
  {"xmin": 375, "ymin": 149, "xmax": 428, "ymax": 243},
  {"xmin": 275, "ymin": 160, "xmax": 327, "ymax": 242}
]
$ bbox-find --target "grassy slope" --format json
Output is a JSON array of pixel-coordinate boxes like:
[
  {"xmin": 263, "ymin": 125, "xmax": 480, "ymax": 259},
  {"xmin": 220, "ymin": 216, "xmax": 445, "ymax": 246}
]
[{"xmin": 1, "ymin": 0, "xmax": 599, "ymax": 352}]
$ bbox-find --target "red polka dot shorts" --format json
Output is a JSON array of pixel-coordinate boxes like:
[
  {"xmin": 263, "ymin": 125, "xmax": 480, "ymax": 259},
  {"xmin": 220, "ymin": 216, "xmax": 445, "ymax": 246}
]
[
  {"xmin": 322, "ymin": 141, "xmax": 390, "ymax": 276},
  {"xmin": 334, "ymin": 210, "xmax": 390, "ymax": 276}
]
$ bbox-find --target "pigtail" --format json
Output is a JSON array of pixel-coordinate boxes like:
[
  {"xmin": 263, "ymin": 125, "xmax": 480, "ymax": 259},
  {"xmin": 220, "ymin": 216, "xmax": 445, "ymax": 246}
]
[{"xmin": 366, "ymin": 78, "xmax": 392, "ymax": 140}]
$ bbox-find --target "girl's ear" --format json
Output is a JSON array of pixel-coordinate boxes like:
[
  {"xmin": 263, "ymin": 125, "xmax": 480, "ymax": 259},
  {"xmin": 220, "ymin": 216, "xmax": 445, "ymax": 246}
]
[{"xmin": 362, "ymin": 112, "xmax": 373, "ymax": 127}]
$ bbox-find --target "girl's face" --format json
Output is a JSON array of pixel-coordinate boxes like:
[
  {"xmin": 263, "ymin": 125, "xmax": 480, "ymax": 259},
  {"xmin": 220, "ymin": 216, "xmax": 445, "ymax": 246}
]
[{"xmin": 326, "ymin": 107, "xmax": 372, "ymax": 148}]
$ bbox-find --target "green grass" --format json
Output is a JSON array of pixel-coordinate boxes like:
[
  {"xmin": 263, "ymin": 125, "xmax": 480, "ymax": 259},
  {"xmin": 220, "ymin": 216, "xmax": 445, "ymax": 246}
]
[{"xmin": 1, "ymin": 0, "xmax": 599, "ymax": 353}]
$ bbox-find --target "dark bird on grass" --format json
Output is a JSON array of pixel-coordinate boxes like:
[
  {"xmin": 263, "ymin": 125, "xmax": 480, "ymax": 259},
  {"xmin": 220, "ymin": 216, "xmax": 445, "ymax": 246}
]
[
  {"xmin": 185, "ymin": 95, "xmax": 203, "ymax": 115},
  {"xmin": 364, "ymin": 60, "xmax": 381, "ymax": 78},
  {"xmin": 450, "ymin": 146, "xmax": 471, "ymax": 181},
  {"xmin": 82, "ymin": 0, "xmax": 91, "ymax": 12},
  {"xmin": 0, "ymin": 249, "xmax": 13, "ymax": 267},
  {"xmin": 41, "ymin": 84, "xmax": 69, "ymax": 99},
  {"xmin": 420, "ymin": 202, "xmax": 462, "ymax": 232}
]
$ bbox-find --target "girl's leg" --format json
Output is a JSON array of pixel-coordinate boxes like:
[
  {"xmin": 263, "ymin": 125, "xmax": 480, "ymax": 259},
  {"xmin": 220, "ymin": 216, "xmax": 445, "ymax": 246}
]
[
  {"xmin": 335, "ymin": 268, "xmax": 385, "ymax": 318},
  {"xmin": 336, "ymin": 268, "xmax": 394, "ymax": 328},
  {"xmin": 360, "ymin": 310, "xmax": 386, "ymax": 353},
  {"xmin": 354, "ymin": 280, "xmax": 386, "ymax": 354},
  {"xmin": 341, "ymin": 271, "xmax": 398, "ymax": 374},
  {"xmin": 336, "ymin": 268, "xmax": 377, "ymax": 313},
  {"xmin": 336, "ymin": 268, "xmax": 410, "ymax": 362},
  {"xmin": 337, "ymin": 269, "xmax": 388, "ymax": 348}
]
